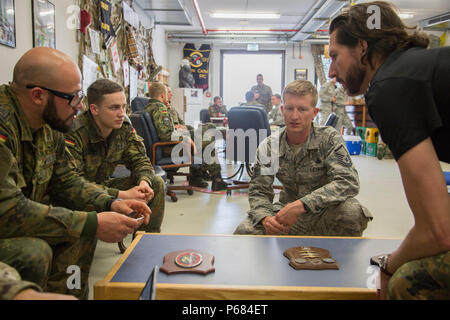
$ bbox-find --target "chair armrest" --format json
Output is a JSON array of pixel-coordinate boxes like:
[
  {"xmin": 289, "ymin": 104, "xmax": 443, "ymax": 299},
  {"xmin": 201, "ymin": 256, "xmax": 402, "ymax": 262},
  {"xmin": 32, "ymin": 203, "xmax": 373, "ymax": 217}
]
[{"xmin": 151, "ymin": 141, "xmax": 193, "ymax": 165}]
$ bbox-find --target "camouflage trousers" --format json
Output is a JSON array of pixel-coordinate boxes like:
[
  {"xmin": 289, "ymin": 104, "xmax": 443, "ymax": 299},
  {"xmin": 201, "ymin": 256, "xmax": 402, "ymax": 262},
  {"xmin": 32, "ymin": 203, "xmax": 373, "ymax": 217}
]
[
  {"xmin": 105, "ymin": 175, "xmax": 165, "ymax": 233},
  {"xmin": 234, "ymin": 198, "xmax": 372, "ymax": 236},
  {"xmin": 335, "ymin": 107, "xmax": 354, "ymax": 135},
  {"xmin": 164, "ymin": 123, "xmax": 223, "ymax": 180},
  {"xmin": 387, "ymin": 250, "xmax": 450, "ymax": 299},
  {"xmin": 0, "ymin": 235, "xmax": 97, "ymax": 299},
  {"xmin": 319, "ymin": 104, "xmax": 333, "ymax": 126}
]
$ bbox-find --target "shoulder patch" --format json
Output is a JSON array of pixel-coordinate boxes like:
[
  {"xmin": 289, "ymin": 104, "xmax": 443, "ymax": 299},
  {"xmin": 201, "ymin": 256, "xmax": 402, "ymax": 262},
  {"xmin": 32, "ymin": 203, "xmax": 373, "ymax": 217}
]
[
  {"xmin": 0, "ymin": 106, "xmax": 12, "ymax": 122},
  {"xmin": 333, "ymin": 145, "xmax": 352, "ymax": 167},
  {"xmin": 64, "ymin": 138, "xmax": 75, "ymax": 147}
]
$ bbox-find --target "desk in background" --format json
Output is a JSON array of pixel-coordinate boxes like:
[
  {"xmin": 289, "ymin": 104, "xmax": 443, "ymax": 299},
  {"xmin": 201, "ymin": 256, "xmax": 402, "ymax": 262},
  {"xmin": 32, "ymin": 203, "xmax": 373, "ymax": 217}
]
[{"xmin": 94, "ymin": 233, "xmax": 401, "ymax": 300}]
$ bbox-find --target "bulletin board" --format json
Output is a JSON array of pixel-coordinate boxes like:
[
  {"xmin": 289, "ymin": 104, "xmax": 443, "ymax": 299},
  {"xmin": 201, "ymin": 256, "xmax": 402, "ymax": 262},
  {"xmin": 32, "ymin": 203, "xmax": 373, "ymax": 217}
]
[{"xmin": 78, "ymin": 0, "xmax": 161, "ymax": 113}]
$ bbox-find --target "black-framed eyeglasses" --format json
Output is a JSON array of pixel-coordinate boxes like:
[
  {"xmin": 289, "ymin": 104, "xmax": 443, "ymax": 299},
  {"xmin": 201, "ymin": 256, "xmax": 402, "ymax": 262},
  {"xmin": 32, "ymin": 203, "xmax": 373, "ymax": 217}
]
[{"xmin": 26, "ymin": 85, "xmax": 84, "ymax": 107}]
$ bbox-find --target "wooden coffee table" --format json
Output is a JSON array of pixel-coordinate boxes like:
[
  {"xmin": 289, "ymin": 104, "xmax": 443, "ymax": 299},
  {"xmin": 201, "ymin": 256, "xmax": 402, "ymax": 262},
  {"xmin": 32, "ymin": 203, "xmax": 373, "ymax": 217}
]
[{"xmin": 94, "ymin": 233, "xmax": 401, "ymax": 300}]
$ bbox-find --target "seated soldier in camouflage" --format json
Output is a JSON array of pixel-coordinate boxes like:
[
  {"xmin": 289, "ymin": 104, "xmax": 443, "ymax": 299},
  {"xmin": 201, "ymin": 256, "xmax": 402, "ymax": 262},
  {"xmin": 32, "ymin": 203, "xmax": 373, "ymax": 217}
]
[
  {"xmin": 208, "ymin": 96, "xmax": 228, "ymax": 118},
  {"xmin": 242, "ymin": 90, "xmax": 265, "ymax": 108},
  {"xmin": 0, "ymin": 48, "xmax": 150, "ymax": 300},
  {"xmin": 143, "ymin": 82, "xmax": 228, "ymax": 191},
  {"xmin": 268, "ymin": 94, "xmax": 285, "ymax": 126},
  {"xmin": 65, "ymin": 79, "xmax": 165, "ymax": 233},
  {"xmin": 234, "ymin": 80, "xmax": 372, "ymax": 236},
  {"xmin": 0, "ymin": 261, "xmax": 76, "ymax": 300}
]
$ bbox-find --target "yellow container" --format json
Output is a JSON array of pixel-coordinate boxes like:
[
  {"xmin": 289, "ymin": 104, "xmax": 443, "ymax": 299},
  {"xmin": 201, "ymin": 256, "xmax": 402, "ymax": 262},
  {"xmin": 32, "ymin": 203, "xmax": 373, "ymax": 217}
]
[{"xmin": 365, "ymin": 128, "xmax": 379, "ymax": 144}]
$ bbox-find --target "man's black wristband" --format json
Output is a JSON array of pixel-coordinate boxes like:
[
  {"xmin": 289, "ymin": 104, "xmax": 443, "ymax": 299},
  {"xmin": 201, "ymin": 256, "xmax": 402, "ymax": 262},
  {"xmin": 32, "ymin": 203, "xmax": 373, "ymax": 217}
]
[{"xmin": 105, "ymin": 198, "xmax": 123, "ymax": 211}]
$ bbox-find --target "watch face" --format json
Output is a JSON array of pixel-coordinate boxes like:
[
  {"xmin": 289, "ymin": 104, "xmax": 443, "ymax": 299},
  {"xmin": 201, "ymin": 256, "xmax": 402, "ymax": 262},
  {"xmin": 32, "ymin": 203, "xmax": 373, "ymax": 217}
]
[{"xmin": 370, "ymin": 254, "xmax": 384, "ymax": 267}]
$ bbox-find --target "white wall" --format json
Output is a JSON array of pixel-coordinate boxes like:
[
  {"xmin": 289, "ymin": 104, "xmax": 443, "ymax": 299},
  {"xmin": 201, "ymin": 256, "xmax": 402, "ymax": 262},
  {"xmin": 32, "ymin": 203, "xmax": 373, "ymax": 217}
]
[
  {"xmin": 0, "ymin": 1, "xmax": 169, "ymax": 85},
  {"xmin": 0, "ymin": 0, "xmax": 79, "ymax": 84},
  {"xmin": 166, "ymin": 41, "xmax": 316, "ymax": 108}
]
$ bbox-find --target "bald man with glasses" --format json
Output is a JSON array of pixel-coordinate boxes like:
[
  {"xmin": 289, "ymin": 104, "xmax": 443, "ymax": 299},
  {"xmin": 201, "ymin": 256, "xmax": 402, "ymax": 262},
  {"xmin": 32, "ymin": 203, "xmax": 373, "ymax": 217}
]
[{"xmin": 0, "ymin": 47, "xmax": 151, "ymax": 299}]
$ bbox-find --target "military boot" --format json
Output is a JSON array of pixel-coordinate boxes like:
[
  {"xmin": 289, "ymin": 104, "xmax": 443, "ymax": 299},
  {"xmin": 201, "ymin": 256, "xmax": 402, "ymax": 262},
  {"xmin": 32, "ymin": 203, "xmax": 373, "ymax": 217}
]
[
  {"xmin": 211, "ymin": 176, "xmax": 229, "ymax": 191},
  {"xmin": 189, "ymin": 165, "xmax": 209, "ymax": 188}
]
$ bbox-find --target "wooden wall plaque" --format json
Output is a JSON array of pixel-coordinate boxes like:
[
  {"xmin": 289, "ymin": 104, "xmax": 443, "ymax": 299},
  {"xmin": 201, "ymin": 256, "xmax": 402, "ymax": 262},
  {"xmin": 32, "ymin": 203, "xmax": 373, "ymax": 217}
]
[{"xmin": 160, "ymin": 249, "xmax": 215, "ymax": 275}]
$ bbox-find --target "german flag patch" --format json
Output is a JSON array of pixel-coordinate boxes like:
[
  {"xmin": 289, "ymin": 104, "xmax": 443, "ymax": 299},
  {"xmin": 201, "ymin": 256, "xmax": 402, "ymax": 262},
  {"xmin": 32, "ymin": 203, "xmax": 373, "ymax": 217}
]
[
  {"xmin": 0, "ymin": 133, "xmax": 7, "ymax": 144},
  {"xmin": 64, "ymin": 138, "xmax": 75, "ymax": 147}
]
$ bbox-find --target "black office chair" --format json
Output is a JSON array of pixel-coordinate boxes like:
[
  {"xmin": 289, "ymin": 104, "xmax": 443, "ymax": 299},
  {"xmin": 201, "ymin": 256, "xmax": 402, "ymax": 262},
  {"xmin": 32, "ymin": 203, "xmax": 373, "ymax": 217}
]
[
  {"xmin": 200, "ymin": 109, "xmax": 210, "ymax": 123},
  {"xmin": 130, "ymin": 110, "xmax": 194, "ymax": 202},
  {"xmin": 225, "ymin": 106, "xmax": 271, "ymax": 195},
  {"xmin": 324, "ymin": 112, "xmax": 339, "ymax": 128},
  {"xmin": 131, "ymin": 96, "xmax": 150, "ymax": 113}
]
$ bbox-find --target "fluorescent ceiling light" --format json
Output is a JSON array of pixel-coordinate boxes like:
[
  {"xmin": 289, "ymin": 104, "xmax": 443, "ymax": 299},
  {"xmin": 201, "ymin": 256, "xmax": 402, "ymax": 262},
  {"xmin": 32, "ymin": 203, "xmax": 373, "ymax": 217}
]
[
  {"xmin": 210, "ymin": 12, "xmax": 280, "ymax": 19},
  {"xmin": 398, "ymin": 13, "xmax": 414, "ymax": 19}
]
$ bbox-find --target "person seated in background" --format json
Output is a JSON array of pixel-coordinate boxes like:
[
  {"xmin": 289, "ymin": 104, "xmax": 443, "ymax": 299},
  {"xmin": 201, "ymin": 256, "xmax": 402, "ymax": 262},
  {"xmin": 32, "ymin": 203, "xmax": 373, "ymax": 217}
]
[
  {"xmin": 164, "ymin": 84, "xmax": 189, "ymax": 131},
  {"xmin": 242, "ymin": 90, "xmax": 265, "ymax": 108},
  {"xmin": 268, "ymin": 94, "xmax": 285, "ymax": 126},
  {"xmin": 234, "ymin": 80, "xmax": 372, "ymax": 236},
  {"xmin": 65, "ymin": 79, "xmax": 165, "ymax": 233},
  {"xmin": 0, "ymin": 47, "xmax": 150, "ymax": 300},
  {"xmin": 208, "ymin": 96, "xmax": 228, "ymax": 118},
  {"xmin": 143, "ymin": 82, "xmax": 228, "ymax": 191},
  {"xmin": 0, "ymin": 261, "xmax": 77, "ymax": 300}
]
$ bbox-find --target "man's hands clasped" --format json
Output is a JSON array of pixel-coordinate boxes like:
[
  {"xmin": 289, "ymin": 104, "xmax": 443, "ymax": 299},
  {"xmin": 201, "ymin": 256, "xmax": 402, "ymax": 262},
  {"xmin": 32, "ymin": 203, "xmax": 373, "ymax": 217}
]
[{"xmin": 96, "ymin": 198, "xmax": 152, "ymax": 243}]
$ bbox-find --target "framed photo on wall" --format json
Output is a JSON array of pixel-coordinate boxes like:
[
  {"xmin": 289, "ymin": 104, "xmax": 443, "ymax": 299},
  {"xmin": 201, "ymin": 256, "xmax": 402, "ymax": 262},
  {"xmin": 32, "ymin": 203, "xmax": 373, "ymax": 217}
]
[
  {"xmin": 294, "ymin": 68, "xmax": 308, "ymax": 81},
  {"xmin": 0, "ymin": 0, "xmax": 16, "ymax": 48},
  {"xmin": 32, "ymin": 0, "xmax": 55, "ymax": 48}
]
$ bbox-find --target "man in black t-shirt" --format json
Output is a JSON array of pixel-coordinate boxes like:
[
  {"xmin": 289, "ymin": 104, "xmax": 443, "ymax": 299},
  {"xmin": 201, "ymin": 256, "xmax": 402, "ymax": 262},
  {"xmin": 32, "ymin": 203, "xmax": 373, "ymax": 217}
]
[{"xmin": 329, "ymin": 1, "xmax": 450, "ymax": 300}]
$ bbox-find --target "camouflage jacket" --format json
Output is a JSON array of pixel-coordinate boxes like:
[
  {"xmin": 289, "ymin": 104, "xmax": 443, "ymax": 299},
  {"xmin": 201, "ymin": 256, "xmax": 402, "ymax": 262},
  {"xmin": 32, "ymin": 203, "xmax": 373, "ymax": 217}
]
[
  {"xmin": 319, "ymin": 82, "xmax": 347, "ymax": 109},
  {"xmin": 268, "ymin": 104, "xmax": 285, "ymax": 126},
  {"xmin": 248, "ymin": 124, "xmax": 360, "ymax": 225},
  {"xmin": 168, "ymin": 107, "xmax": 185, "ymax": 126},
  {"xmin": 0, "ymin": 85, "xmax": 111, "ymax": 241},
  {"xmin": 0, "ymin": 262, "xmax": 41, "ymax": 300},
  {"xmin": 251, "ymin": 84, "xmax": 273, "ymax": 111},
  {"xmin": 208, "ymin": 104, "xmax": 228, "ymax": 117},
  {"xmin": 65, "ymin": 110, "xmax": 155, "ymax": 196},
  {"xmin": 143, "ymin": 98, "xmax": 176, "ymax": 157}
]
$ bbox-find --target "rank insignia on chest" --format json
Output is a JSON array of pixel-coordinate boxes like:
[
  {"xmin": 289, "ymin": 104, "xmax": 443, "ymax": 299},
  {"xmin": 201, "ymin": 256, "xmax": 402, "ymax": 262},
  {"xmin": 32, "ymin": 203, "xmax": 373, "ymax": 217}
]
[{"xmin": 0, "ymin": 134, "xmax": 7, "ymax": 143}]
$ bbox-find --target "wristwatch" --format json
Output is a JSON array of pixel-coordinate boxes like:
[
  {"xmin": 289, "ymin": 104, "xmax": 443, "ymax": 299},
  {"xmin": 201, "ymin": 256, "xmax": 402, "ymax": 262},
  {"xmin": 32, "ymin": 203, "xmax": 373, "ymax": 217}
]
[{"xmin": 370, "ymin": 254, "xmax": 393, "ymax": 276}]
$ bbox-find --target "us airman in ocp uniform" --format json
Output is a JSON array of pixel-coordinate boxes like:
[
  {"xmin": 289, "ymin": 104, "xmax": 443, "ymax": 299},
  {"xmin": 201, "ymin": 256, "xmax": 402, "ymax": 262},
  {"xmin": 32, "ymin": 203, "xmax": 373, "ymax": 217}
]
[
  {"xmin": 144, "ymin": 82, "xmax": 228, "ymax": 191},
  {"xmin": 0, "ymin": 48, "xmax": 151, "ymax": 300},
  {"xmin": 234, "ymin": 80, "xmax": 372, "ymax": 236},
  {"xmin": 334, "ymin": 86, "xmax": 354, "ymax": 135},
  {"xmin": 318, "ymin": 78, "xmax": 339, "ymax": 125},
  {"xmin": 65, "ymin": 79, "xmax": 165, "ymax": 233}
]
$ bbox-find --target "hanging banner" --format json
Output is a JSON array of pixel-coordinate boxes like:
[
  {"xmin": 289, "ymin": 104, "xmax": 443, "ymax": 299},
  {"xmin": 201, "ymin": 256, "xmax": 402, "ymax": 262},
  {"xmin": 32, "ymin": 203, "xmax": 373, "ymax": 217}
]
[
  {"xmin": 99, "ymin": 0, "xmax": 115, "ymax": 47},
  {"xmin": 183, "ymin": 43, "xmax": 211, "ymax": 91}
]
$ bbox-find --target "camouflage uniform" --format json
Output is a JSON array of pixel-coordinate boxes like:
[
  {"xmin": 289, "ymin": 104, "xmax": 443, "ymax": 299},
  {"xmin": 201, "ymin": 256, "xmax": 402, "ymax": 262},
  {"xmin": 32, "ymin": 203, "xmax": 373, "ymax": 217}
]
[
  {"xmin": 65, "ymin": 110, "xmax": 165, "ymax": 233},
  {"xmin": 143, "ymin": 99, "xmax": 222, "ymax": 181},
  {"xmin": 387, "ymin": 251, "xmax": 450, "ymax": 299},
  {"xmin": 334, "ymin": 87, "xmax": 354, "ymax": 134},
  {"xmin": 234, "ymin": 124, "xmax": 372, "ymax": 236},
  {"xmin": 251, "ymin": 84, "xmax": 273, "ymax": 113},
  {"xmin": 208, "ymin": 104, "xmax": 228, "ymax": 117},
  {"xmin": 242, "ymin": 101, "xmax": 265, "ymax": 108},
  {"xmin": 0, "ymin": 261, "xmax": 42, "ymax": 300},
  {"xmin": 319, "ymin": 81, "xmax": 337, "ymax": 125},
  {"xmin": 0, "ymin": 85, "xmax": 115, "ymax": 299},
  {"xmin": 268, "ymin": 104, "xmax": 285, "ymax": 126}
]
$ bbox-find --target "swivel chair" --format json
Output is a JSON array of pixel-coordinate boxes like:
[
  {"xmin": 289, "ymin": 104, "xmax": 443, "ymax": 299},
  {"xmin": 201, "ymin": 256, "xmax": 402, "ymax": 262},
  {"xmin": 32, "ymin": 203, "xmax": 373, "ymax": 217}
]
[{"xmin": 225, "ymin": 106, "xmax": 271, "ymax": 195}]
